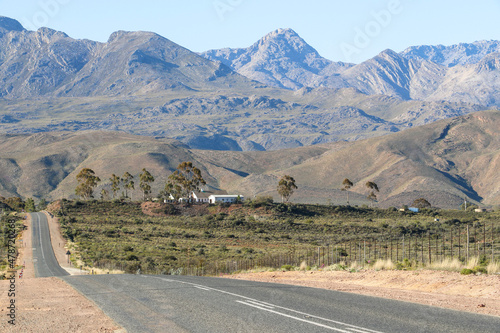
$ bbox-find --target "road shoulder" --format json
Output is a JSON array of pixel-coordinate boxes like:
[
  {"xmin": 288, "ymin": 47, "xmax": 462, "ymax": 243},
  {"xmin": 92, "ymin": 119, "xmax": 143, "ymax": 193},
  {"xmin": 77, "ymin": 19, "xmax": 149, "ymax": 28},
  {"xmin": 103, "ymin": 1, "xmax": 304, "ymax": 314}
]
[{"xmin": 0, "ymin": 213, "xmax": 123, "ymax": 332}]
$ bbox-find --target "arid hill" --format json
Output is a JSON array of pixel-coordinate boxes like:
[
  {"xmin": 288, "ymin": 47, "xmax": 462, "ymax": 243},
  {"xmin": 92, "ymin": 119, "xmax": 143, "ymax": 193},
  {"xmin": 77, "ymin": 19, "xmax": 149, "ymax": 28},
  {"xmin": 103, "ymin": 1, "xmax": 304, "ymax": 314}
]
[{"xmin": 0, "ymin": 110, "xmax": 498, "ymax": 208}]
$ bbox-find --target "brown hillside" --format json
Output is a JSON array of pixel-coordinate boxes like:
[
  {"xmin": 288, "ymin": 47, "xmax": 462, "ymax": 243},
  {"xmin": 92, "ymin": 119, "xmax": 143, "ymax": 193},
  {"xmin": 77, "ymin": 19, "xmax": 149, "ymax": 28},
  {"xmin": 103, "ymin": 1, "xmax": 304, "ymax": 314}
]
[{"xmin": 0, "ymin": 110, "xmax": 498, "ymax": 208}]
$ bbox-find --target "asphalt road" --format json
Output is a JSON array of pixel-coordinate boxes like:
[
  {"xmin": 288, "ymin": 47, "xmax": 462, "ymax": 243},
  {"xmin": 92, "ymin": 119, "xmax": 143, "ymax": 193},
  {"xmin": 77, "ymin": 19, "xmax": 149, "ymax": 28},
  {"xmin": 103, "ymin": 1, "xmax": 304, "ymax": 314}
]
[
  {"xmin": 30, "ymin": 212, "xmax": 69, "ymax": 277},
  {"xmin": 62, "ymin": 274, "xmax": 500, "ymax": 333}
]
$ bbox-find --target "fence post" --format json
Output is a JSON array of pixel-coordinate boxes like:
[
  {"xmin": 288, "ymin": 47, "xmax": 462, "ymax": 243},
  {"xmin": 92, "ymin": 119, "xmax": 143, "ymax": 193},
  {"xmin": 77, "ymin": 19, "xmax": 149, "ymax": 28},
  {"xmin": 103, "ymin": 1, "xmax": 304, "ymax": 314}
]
[
  {"xmin": 467, "ymin": 225, "xmax": 470, "ymax": 263},
  {"xmin": 428, "ymin": 232, "xmax": 431, "ymax": 265},
  {"xmin": 492, "ymin": 223, "xmax": 495, "ymax": 263},
  {"xmin": 484, "ymin": 223, "xmax": 487, "ymax": 259},
  {"xmin": 363, "ymin": 241, "xmax": 366, "ymax": 264},
  {"xmin": 402, "ymin": 235, "xmax": 405, "ymax": 261}
]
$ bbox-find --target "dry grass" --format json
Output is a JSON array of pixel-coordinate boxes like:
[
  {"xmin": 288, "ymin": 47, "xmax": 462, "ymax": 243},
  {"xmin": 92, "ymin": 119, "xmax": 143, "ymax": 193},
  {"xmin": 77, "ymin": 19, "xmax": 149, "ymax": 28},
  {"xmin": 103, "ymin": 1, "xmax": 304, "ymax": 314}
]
[
  {"xmin": 487, "ymin": 261, "xmax": 500, "ymax": 274},
  {"xmin": 323, "ymin": 262, "xmax": 348, "ymax": 271},
  {"xmin": 428, "ymin": 258, "xmax": 463, "ymax": 271},
  {"xmin": 466, "ymin": 256, "xmax": 479, "ymax": 269},
  {"xmin": 372, "ymin": 259, "xmax": 396, "ymax": 270}
]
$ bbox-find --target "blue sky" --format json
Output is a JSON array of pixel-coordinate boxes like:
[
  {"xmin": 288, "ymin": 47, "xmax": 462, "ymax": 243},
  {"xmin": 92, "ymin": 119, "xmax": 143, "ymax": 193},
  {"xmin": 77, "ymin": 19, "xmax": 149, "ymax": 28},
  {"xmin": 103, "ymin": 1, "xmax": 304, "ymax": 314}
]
[{"xmin": 2, "ymin": 0, "xmax": 500, "ymax": 63}]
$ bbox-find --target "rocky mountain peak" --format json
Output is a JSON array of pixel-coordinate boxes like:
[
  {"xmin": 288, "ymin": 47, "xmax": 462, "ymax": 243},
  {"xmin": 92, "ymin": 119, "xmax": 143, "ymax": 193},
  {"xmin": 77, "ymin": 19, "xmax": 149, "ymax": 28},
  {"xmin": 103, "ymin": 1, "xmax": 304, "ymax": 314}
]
[
  {"xmin": 0, "ymin": 16, "xmax": 25, "ymax": 32},
  {"xmin": 107, "ymin": 30, "xmax": 160, "ymax": 44},
  {"xmin": 401, "ymin": 40, "xmax": 500, "ymax": 67},
  {"xmin": 475, "ymin": 52, "xmax": 500, "ymax": 73},
  {"xmin": 255, "ymin": 28, "xmax": 320, "ymax": 58},
  {"xmin": 36, "ymin": 27, "xmax": 69, "ymax": 41}
]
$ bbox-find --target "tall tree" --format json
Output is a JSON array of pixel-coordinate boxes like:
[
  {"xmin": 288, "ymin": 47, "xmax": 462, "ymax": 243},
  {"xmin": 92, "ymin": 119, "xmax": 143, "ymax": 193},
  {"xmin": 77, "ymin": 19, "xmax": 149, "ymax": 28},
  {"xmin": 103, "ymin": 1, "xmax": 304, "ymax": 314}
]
[
  {"xmin": 341, "ymin": 178, "xmax": 354, "ymax": 205},
  {"xmin": 139, "ymin": 168, "xmax": 155, "ymax": 201},
  {"xmin": 75, "ymin": 168, "xmax": 101, "ymax": 200},
  {"xmin": 121, "ymin": 172, "xmax": 135, "ymax": 200},
  {"xmin": 37, "ymin": 198, "xmax": 47, "ymax": 211},
  {"xmin": 412, "ymin": 198, "xmax": 431, "ymax": 209},
  {"xmin": 100, "ymin": 189, "xmax": 110, "ymax": 201},
  {"xmin": 25, "ymin": 198, "xmax": 36, "ymax": 212},
  {"xmin": 277, "ymin": 175, "xmax": 298, "ymax": 203},
  {"xmin": 365, "ymin": 181, "xmax": 379, "ymax": 205},
  {"xmin": 164, "ymin": 182, "xmax": 182, "ymax": 201},
  {"xmin": 167, "ymin": 162, "xmax": 206, "ymax": 202},
  {"xmin": 109, "ymin": 174, "xmax": 121, "ymax": 199}
]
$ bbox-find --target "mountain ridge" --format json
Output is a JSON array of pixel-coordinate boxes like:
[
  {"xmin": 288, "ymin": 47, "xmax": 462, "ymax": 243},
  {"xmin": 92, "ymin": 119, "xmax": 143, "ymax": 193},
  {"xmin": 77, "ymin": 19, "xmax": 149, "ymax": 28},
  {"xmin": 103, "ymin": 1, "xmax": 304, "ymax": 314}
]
[
  {"xmin": 0, "ymin": 110, "xmax": 498, "ymax": 208},
  {"xmin": 201, "ymin": 29, "xmax": 500, "ymax": 107},
  {"xmin": 0, "ymin": 16, "xmax": 495, "ymax": 152}
]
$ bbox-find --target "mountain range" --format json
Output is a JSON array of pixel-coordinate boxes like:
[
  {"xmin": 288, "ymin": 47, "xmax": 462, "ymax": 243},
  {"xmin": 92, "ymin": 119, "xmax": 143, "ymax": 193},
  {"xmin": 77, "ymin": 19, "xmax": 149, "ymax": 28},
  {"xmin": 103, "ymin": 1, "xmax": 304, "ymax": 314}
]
[
  {"xmin": 203, "ymin": 28, "xmax": 500, "ymax": 107},
  {"xmin": 0, "ymin": 17, "xmax": 496, "ymax": 151}
]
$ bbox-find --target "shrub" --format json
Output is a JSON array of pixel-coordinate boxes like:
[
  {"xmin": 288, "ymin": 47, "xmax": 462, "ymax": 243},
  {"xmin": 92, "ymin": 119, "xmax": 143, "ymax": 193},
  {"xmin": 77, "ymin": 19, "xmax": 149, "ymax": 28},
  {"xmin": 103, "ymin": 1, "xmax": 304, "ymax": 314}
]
[
  {"xmin": 125, "ymin": 263, "xmax": 141, "ymax": 274},
  {"xmin": 474, "ymin": 266, "xmax": 488, "ymax": 274},
  {"xmin": 281, "ymin": 265, "xmax": 294, "ymax": 271},
  {"xmin": 164, "ymin": 204, "xmax": 179, "ymax": 215},
  {"xmin": 460, "ymin": 268, "xmax": 474, "ymax": 275},
  {"xmin": 126, "ymin": 254, "xmax": 139, "ymax": 261}
]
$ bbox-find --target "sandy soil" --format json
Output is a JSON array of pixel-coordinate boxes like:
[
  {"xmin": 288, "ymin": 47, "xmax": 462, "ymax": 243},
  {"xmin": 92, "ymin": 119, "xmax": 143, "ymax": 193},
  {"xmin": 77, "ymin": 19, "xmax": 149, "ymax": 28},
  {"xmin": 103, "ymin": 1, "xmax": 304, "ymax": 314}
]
[
  {"xmin": 0, "ymin": 213, "xmax": 123, "ymax": 333},
  {"xmin": 224, "ymin": 269, "xmax": 500, "ymax": 317}
]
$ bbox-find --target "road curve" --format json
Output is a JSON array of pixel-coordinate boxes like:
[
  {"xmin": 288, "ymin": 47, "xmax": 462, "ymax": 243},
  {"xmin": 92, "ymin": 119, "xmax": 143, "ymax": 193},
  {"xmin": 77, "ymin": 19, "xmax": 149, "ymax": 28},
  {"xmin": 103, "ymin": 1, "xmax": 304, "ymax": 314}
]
[
  {"xmin": 62, "ymin": 274, "xmax": 500, "ymax": 333},
  {"xmin": 30, "ymin": 212, "xmax": 69, "ymax": 277}
]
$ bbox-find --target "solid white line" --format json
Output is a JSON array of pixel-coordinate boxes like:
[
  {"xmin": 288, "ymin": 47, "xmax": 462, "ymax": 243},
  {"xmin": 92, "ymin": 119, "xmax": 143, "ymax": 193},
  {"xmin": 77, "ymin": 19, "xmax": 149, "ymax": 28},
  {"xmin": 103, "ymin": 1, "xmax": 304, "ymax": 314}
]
[
  {"xmin": 37, "ymin": 214, "xmax": 45, "ymax": 260},
  {"xmin": 236, "ymin": 300, "xmax": 350, "ymax": 332},
  {"xmin": 148, "ymin": 276, "xmax": 386, "ymax": 333}
]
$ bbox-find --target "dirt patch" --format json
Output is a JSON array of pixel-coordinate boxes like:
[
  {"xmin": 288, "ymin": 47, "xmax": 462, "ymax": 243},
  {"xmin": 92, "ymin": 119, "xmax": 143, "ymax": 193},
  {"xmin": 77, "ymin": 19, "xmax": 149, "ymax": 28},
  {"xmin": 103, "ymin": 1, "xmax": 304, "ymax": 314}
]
[
  {"xmin": 224, "ymin": 270, "xmax": 500, "ymax": 317},
  {"xmin": 0, "ymin": 277, "xmax": 122, "ymax": 333},
  {"xmin": 0, "ymin": 213, "xmax": 122, "ymax": 332}
]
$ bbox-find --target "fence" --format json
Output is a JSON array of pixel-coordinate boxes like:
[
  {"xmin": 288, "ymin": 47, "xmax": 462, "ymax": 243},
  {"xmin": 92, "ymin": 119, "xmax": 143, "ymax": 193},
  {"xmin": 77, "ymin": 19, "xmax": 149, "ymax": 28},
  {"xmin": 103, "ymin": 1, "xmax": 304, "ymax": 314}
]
[{"xmin": 92, "ymin": 223, "xmax": 500, "ymax": 276}]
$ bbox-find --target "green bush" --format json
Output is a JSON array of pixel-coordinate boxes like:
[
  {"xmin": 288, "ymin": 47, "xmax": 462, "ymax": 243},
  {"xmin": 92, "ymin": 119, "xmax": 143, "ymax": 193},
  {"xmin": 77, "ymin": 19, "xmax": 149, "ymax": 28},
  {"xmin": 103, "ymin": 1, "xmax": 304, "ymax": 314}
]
[
  {"xmin": 474, "ymin": 266, "xmax": 488, "ymax": 274},
  {"xmin": 126, "ymin": 254, "xmax": 139, "ymax": 261},
  {"xmin": 281, "ymin": 265, "xmax": 294, "ymax": 271},
  {"xmin": 460, "ymin": 268, "xmax": 474, "ymax": 275}
]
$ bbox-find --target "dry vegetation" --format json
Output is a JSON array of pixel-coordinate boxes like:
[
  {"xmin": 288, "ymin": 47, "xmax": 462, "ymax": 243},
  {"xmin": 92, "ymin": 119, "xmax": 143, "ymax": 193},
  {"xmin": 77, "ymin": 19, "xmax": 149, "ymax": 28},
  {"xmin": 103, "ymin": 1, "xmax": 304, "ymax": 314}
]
[{"xmin": 48, "ymin": 198, "xmax": 500, "ymax": 276}]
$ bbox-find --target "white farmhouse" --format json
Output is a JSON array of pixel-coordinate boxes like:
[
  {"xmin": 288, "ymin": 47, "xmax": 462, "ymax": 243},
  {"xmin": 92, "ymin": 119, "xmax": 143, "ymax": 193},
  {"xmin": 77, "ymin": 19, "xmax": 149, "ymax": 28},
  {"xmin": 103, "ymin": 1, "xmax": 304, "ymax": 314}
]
[
  {"xmin": 191, "ymin": 189, "xmax": 228, "ymax": 203},
  {"xmin": 208, "ymin": 194, "xmax": 244, "ymax": 204}
]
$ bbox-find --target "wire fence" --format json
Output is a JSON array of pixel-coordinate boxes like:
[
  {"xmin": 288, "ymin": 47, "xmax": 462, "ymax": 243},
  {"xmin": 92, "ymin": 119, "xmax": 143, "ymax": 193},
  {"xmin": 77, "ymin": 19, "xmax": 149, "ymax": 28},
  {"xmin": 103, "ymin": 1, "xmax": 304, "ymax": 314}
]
[{"xmin": 90, "ymin": 223, "xmax": 500, "ymax": 276}]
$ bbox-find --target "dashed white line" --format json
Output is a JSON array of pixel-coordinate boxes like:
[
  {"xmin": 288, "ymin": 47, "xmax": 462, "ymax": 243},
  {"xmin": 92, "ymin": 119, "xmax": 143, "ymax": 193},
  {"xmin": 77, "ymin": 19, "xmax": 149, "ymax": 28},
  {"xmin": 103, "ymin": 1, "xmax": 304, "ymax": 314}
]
[{"xmin": 194, "ymin": 286, "xmax": 211, "ymax": 291}]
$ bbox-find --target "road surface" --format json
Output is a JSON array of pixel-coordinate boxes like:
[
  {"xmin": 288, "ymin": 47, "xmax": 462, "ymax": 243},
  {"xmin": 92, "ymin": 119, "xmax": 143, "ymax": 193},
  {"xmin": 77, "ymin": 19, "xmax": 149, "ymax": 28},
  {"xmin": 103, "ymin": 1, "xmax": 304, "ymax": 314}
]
[
  {"xmin": 63, "ymin": 274, "xmax": 500, "ymax": 333},
  {"xmin": 30, "ymin": 212, "xmax": 69, "ymax": 277}
]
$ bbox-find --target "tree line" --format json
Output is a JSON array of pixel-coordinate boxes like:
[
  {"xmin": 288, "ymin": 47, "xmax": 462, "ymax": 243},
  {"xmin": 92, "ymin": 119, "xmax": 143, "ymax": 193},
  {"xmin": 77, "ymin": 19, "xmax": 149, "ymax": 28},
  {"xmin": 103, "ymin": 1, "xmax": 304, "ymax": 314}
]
[{"xmin": 75, "ymin": 162, "xmax": 206, "ymax": 202}]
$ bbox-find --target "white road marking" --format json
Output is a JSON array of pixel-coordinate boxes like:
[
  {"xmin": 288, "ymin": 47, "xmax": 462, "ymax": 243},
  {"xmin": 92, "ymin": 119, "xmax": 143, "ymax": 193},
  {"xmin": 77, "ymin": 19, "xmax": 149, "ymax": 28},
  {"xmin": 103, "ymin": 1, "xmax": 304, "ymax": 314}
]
[
  {"xmin": 345, "ymin": 327, "xmax": 379, "ymax": 333},
  {"xmin": 148, "ymin": 276, "xmax": 386, "ymax": 333},
  {"xmin": 236, "ymin": 300, "xmax": 350, "ymax": 332},
  {"xmin": 194, "ymin": 286, "xmax": 211, "ymax": 291},
  {"xmin": 36, "ymin": 214, "xmax": 45, "ymax": 260},
  {"xmin": 244, "ymin": 300, "xmax": 275, "ymax": 309}
]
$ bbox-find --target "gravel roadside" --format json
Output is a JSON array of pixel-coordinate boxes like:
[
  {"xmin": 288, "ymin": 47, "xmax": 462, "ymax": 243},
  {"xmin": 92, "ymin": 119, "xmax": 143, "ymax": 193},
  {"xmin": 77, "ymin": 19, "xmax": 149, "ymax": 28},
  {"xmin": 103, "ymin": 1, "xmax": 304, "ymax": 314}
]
[{"xmin": 0, "ymin": 213, "xmax": 123, "ymax": 333}]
